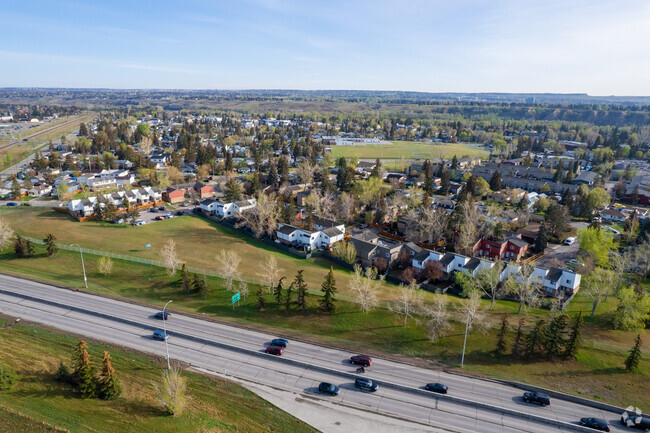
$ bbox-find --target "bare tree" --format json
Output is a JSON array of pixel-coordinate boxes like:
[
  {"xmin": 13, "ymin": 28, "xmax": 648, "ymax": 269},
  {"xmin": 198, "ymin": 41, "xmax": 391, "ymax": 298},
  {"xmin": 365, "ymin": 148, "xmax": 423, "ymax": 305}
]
[
  {"xmin": 257, "ymin": 255, "xmax": 283, "ymax": 293},
  {"xmin": 296, "ymin": 160, "xmax": 317, "ymax": 186},
  {"xmin": 455, "ymin": 200, "xmax": 481, "ymax": 255},
  {"xmin": 305, "ymin": 190, "xmax": 337, "ymax": 219},
  {"xmin": 337, "ymin": 192, "xmax": 356, "ymax": 222},
  {"xmin": 160, "ymin": 239, "xmax": 182, "ymax": 276},
  {"xmin": 238, "ymin": 281, "xmax": 249, "ymax": 300},
  {"xmin": 632, "ymin": 239, "xmax": 650, "ymax": 279},
  {"xmin": 97, "ymin": 256, "xmax": 113, "ymax": 276},
  {"xmin": 422, "ymin": 296, "xmax": 451, "ymax": 342},
  {"xmin": 608, "ymin": 251, "xmax": 632, "ymax": 300},
  {"xmin": 236, "ymin": 193, "xmax": 279, "ymax": 238},
  {"xmin": 139, "ymin": 136, "xmax": 154, "ymax": 156},
  {"xmin": 216, "ymin": 250, "xmax": 241, "ymax": 291},
  {"xmin": 506, "ymin": 264, "xmax": 540, "ymax": 314},
  {"xmin": 349, "ymin": 264, "xmax": 382, "ymax": 313},
  {"xmin": 457, "ymin": 291, "xmax": 490, "ymax": 335},
  {"xmin": 404, "ymin": 207, "xmax": 448, "ymax": 245},
  {"xmin": 0, "ymin": 217, "xmax": 14, "ymax": 250},
  {"xmin": 152, "ymin": 366, "xmax": 187, "ymax": 417},
  {"xmin": 389, "ymin": 280, "xmax": 423, "ymax": 326},
  {"xmin": 475, "ymin": 261, "xmax": 506, "ymax": 310}
]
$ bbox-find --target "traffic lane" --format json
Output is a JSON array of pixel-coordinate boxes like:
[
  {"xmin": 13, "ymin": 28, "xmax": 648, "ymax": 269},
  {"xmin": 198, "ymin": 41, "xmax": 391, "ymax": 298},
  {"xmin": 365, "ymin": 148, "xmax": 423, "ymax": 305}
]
[{"xmin": 0, "ymin": 299, "xmax": 597, "ymax": 433}]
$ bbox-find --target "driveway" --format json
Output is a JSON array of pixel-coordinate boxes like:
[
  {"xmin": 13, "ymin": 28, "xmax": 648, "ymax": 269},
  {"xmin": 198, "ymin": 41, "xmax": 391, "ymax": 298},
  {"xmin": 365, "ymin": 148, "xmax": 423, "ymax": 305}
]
[{"xmin": 535, "ymin": 221, "xmax": 587, "ymax": 268}]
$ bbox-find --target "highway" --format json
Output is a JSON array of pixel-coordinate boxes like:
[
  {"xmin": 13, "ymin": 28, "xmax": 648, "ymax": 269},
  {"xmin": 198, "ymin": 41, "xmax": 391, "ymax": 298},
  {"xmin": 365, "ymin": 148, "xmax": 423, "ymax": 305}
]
[{"xmin": 0, "ymin": 274, "xmax": 628, "ymax": 433}]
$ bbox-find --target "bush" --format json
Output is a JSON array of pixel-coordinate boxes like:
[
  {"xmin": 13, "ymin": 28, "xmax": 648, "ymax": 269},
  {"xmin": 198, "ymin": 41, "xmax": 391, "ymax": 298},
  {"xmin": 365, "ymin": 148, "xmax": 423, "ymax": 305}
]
[
  {"xmin": 54, "ymin": 361, "xmax": 72, "ymax": 384},
  {"xmin": 0, "ymin": 364, "xmax": 19, "ymax": 391}
]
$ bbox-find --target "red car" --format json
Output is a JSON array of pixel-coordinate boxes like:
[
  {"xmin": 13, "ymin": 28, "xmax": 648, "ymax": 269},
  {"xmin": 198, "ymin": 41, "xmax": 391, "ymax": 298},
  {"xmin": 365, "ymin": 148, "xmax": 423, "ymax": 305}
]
[
  {"xmin": 266, "ymin": 345, "xmax": 284, "ymax": 356},
  {"xmin": 350, "ymin": 355, "xmax": 372, "ymax": 366}
]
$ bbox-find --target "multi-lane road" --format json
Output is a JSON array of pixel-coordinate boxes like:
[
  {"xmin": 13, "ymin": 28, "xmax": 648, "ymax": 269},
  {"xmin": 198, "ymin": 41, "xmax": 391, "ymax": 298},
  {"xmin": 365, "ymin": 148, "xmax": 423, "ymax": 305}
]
[{"xmin": 0, "ymin": 274, "xmax": 629, "ymax": 433}]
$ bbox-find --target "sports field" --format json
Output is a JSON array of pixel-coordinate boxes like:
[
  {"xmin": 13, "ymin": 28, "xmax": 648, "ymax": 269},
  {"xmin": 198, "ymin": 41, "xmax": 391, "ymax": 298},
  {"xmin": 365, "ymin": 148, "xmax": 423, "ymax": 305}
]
[{"xmin": 330, "ymin": 140, "xmax": 489, "ymax": 161}]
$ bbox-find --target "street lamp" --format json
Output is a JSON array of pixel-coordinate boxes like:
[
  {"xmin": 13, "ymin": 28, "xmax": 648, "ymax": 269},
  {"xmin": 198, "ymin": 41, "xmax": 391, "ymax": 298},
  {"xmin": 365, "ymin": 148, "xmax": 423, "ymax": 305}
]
[
  {"xmin": 70, "ymin": 244, "xmax": 88, "ymax": 289},
  {"xmin": 460, "ymin": 307, "xmax": 474, "ymax": 369},
  {"xmin": 163, "ymin": 300, "xmax": 172, "ymax": 369}
]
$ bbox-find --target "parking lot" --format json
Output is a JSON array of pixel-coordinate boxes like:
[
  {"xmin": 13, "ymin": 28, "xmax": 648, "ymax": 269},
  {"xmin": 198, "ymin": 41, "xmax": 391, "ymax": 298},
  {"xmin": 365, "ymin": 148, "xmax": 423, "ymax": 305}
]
[{"xmin": 130, "ymin": 204, "xmax": 195, "ymax": 226}]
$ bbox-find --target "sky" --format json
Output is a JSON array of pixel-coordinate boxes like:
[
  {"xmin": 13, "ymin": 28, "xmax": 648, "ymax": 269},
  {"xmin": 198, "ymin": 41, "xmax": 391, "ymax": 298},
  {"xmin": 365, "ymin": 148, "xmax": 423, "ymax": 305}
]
[{"xmin": 1, "ymin": 0, "xmax": 649, "ymax": 94}]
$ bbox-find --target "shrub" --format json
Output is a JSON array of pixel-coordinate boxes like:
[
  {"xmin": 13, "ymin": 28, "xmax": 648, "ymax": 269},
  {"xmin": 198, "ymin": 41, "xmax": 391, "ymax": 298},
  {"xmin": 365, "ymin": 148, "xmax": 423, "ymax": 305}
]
[{"xmin": 0, "ymin": 364, "xmax": 19, "ymax": 391}]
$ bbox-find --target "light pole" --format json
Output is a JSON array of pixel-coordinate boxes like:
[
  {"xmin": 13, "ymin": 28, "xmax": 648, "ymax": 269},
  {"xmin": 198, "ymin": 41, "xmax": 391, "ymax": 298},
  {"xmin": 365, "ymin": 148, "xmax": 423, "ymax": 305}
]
[
  {"xmin": 70, "ymin": 244, "xmax": 88, "ymax": 289},
  {"xmin": 460, "ymin": 307, "xmax": 474, "ymax": 369},
  {"xmin": 163, "ymin": 300, "xmax": 172, "ymax": 369}
]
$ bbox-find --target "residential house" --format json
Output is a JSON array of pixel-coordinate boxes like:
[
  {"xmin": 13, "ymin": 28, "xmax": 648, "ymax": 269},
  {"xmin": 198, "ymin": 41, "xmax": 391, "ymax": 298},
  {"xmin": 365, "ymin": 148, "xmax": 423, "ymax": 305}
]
[
  {"xmin": 599, "ymin": 208, "xmax": 627, "ymax": 222},
  {"xmin": 472, "ymin": 234, "xmax": 529, "ymax": 261},
  {"xmin": 163, "ymin": 188, "xmax": 185, "ymax": 203},
  {"xmin": 193, "ymin": 182, "xmax": 214, "ymax": 199}
]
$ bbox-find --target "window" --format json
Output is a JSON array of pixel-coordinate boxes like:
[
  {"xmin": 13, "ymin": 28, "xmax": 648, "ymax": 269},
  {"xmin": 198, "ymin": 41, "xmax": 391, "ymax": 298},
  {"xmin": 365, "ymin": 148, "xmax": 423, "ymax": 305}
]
[{"xmin": 566, "ymin": 279, "xmax": 571, "ymax": 284}]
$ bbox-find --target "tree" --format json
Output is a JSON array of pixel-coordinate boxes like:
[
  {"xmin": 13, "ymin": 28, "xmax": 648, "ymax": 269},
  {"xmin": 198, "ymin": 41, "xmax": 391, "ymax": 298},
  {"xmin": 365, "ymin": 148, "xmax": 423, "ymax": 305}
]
[
  {"xmin": 332, "ymin": 241, "xmax": 357, "ymax": 264},
  {"xmin": 350, "ymin": 264, "xmax": 382, "ymax": 313},
  {"xmin": 564, "ymin": 311, "xmax": 583, "ymax": 358},
  {"xmin": 238, "ymin": 281, "xmax": 249, "ymax": 300},
  {"xmin": 284, "ymin": 283, "xmax": 293, "ymax": 311},
  {"xmin": 223, "ymin": 178, "xmax": 243, "ymax": 202},
  {"xmin": 389, "ymin": 280, "xmax": 423, "ymax": 327},
  {"xmin": 584, "ymin": 267, "xmax": 615, "ymax": 318},
  {"xmin": 421, "ymin": 260, "xmax": 443, "ymax": 282},
  {"xmin": 98, "ymin": 256, "xmax": 113, "ymax": 276},
  {"xmin": 458, "ymin": 291, "xmax": 489, "ymax": 336},
  {"xmin": 400, "ymin": 266, "xmax": 419, "ymax": 283},
  {"xmin": 544, "ymin": 314, "xmax": 569, "ymax": 357},
  {"xmin": 0, "ymin": 217, "xmax": 14, "ymax": 250},
  {"xmin": 495, "ymin": 314, "xmax": 509, "ymax": 355},
  {"xmin": 587, "ymin": 187, "xmax": 611, "ymax": 211},
  {"xmin": 192, "ymin": 273, "xmax": 206, "ymax": 294},
  {"xmin": 489, "ymin": 171, "xmax": 502, "ymax": 191},
  {"xmin": 236, "ymin": 192, "xmax": 279, "ymax": 238},
  {"xmin": 296, "ymin": 160, "xmax": 316, "ymax": 186},
  {"xmin": 73, "ymin": 340, "xmax": 96, "ymax": 398},
  {"xmin": 506, "ymin": 264, "xmax": 540, "ymax": 314},
  {"xmin": 525, "ymin": 320, "xmax": 546, "ymax": 357},
  {"xmin": 294, "ymin": 270, "xmax": 308, "ymax": 311},
  {"xmin": 625, "ymin": 334, "xmax": 643, "ymax": 371},
  {"xmin": 57, "ymin": 181, "xmax": 69, "ymax": 200},
  {"xmin": 422, "ymin": 296, "xmax": 451, "ymax": 342},
  {"xmin": 256, "ymin": 286, "xmax": 266, "ymax": 311},
  {"xmin": 153, "ymin": 366, "xmax": 187, "ymax": 416},
  {"xmin": 578, "ymin": 227, "xmax": 616, "ymax": 267},
  {"xmin": 632, "ymin": 239, "xmax": 650, "ymax": 279},
  {"xmin": 534, "ymin": 224, "xmax": 548, "ymax": 254},
  {"xmin": 535, "ymin": 196, "xmax": 549, "ymax": 213},
  {"xmin": 180, "ymin": 263, "xmax": 190, "ymax": 294},
  {"xmin": 13, "ymin": 235, "xmax": 33, "ymax": 258},
  {"xmin": 257, "ymin": 255, "xmax": 283, "ymax": 293},
  {"xmin": 319, "ymin": 266, "xmax": 337, "ymax": 313},
  {"xmin": 44, "ymin": 233, "xmax": 57, "ymax": 256},
  {"xmin": 512, "ymin": 318, "xmax": 525, "ymax": 356},
  {"xmin": 544, "ymin": 203, "xmax": 569, "ymax": 238},
  {"xmin": 475, "ymin": 261, "xmax": 506, "ymax": 310},
  {"xmin": 160, "ymin": 239, "xmax": 182, "ymax": 276},
  {"xmin": 97, "ymin": 351, "xmax": 121, "ymax": 400},
  {"xmin": 216, "ymin": 250, "xmax": 240, "ymax": 291},
  {"xmin": 274, "ymin": 277, "xmax": 285, "ymax": 305},
  {"xmin": 613, "ymin": 286, "xmax": 650, "ymax": 331}
]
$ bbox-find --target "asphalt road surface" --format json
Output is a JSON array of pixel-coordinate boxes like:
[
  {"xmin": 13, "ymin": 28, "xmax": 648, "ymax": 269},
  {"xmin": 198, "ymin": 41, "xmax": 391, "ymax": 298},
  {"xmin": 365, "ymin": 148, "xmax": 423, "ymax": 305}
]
[{"xmin": 0, "ymin": 274, "xmax": 629, "ymax": 433}]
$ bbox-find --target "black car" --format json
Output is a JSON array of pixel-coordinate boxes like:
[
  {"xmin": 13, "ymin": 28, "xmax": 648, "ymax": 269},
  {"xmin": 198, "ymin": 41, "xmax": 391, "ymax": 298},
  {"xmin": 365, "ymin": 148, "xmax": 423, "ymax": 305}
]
[
  {"xmin": 354, "ymin": 377, "xmax": 378, "ymax": 392},
  {"xmin": 522, "ymin": 391, "xmax": 551, "ymax": 406},
  {"xmin": 271, "ymin": 338, "xmax": 289, "ymax": 347},
  {"xmin": 425, "ymin": 383, "xmax": 448, "ymax": 394},
  {"xmin": 621, "ymin": 414, "xmax": 650, "ymax": 431},
  {"xmin": 175, "ymin": 210, "xmax": 184, "ymax": 216},
  {"xmin": 154, "ymin": 311, "xmax": 171, "ymax": 320},
  {"xmin": 318, "ymin": 382, "xmax": 340, "ymax": 396},
  {"xmin": 580, "ymin": 417, "xmax": 610, "ymax": 432}
]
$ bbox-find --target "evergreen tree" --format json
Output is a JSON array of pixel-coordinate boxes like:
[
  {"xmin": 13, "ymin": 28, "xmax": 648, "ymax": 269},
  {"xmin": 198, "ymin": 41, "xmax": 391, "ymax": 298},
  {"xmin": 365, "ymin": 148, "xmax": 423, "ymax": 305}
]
[
  {"xmin": 544, "ymin": 314, "xmax": 569, "ymax": 357},
  {"xmin": 274, "ymin": 277, "xmax": 285, "ymax": 305},
  {"xmin": 278, "ymin": 157, "xmax": 289, "ymax": 184},
  {"xmin": 223, "ymin": 178, "xmax": 243, "ymax": 202},
  {"xmin": 320, "ymin": 167, "xmax": 334, "ymax": 192},
  {"xmin": 13, "ymin": 235, "xmax": 25, "ymax": 258},
  {"xmin": 192, "ymin": 273, "xmax": 206, "ymax": 294},
  {"xmin": 97, "ymin": 351, "xmax": 122, "ymax": 400},
  {"xmin": 512, "ymin": 318, "xmax": 525, "ymax": 356},
  {"xmin": 73, "ymin": 340, "xmax": 96, "ymax": 398},
  {"xmin": 250, "ymin": 174, "xmax": 260, "ymax": 195},
  {"xmin": 625, "ymin": 334, "xmax": 642, "ymax": 371},
  {"xmin": 267, "ymin": 159, "xmax": 278, "ymax": 187},
  {"xmin": 225, "ymin": 150, "xmax": 233, "ymax": 172},
  {"xmin": 319, "ymin": 266, "xmax": 337, "ymax": 313},
  {"xmin": 489, "ymin": 171, "xmax": 502, "ymax": 191},
  {"xmin": 564, "ymin": 310, "xmax": 583, "ymax": 358},
  {"xmin": 534, "ymin": 224, "xmax": 548, "ymax": 254},
  {"xmin": 284, "ymin": 283, "xmax": 294, "ymax": 312},
  {"xmin": 256, "ymin": 286, "xmax": 266, "ymax": 311},
  {"xmin": 496, "ymin": 314, "xmax": 509, "ymax": 355},
  {"xmin": 294, "ymin": 270, "xmax": 308, "ymax": 311},
  {"xmin": 44, "ymin": 233, "xmax": 57, "ymax": 257},
  {"xmin": 370, "ymin": 158, "xmax": 382, "ymax": 178},
  {"xmin": 553, "ymin": 161, "xmax": 564, "ymax": 182},
  {"xmin": 525, "ymin": 320, "xmax": 546, "ymax": 357},
  {"xmin": 11, "ymin": 178, "xmax": 21, "ymax": 199},
  {"xmin": 24, "ymin": 238, "xmax": 34, "ymax": 257},
  {"xmin": 180, "ymin": 263, "xmax": 190, "ymax": 294},
  {"xmin": 451, "ymin": 155, "xmax": 458, "ymax": 169},
  {"xmin": 439, "ymin": 167, "xmax": 450, "ymax": 195}
]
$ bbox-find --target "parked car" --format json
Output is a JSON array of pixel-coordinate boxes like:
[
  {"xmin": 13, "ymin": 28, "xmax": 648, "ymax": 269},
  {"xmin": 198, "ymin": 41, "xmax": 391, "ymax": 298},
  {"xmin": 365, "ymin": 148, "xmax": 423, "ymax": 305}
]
[
  {"xmin": 350, "ymin": 355, "xmax": 372, "ymax": 366},
  {"xmin": 522, "ymin": 391, "xmax": 550, "ymax": 406},
  {"xmin": 175, "ymin": 210, "xmax": 184, "ymax": 216},
  {"xmin": 133, "ymin": 219, "xmax": 145, "ymax": 226},
  {"xmin": 5, "ymin": 202, "xmax": 18, "ymax": 206},
  {"xmin": 318, "ymin": 382, "xmax": 340, "ymax": 396},
  {"xmin": 563, "ymin": 237, "xmax": 576, "ymax": 245},
  {"xmin": 621, "ymin": 414, "xmax": 650, "ymax": 431},
  {"xmin": 155, "ymin": 216, "xmax": 164, "ymax": 221},
  {"xmin": 150, "ymin": 208, "xmax": 159, "ymax": 213},
  {"xmin": 266, "ymin": 345, "xmax": 284, "ymax": 355},
  {"xmin": 158, "ymin": 206, "xmax": 166, "ymax": 210},
  {"xmin": 154, "ymin": 311, "xmax": 171, "ymax": 320},
  {"xmin": 425, "ymin": 383, "xmax": 448, "ymax": 394},
  {"xmin": 152, "ymin": 330, "xmax": 168, "ymax": 341},
  {"xmin": 21, "ymin": 202, "xmax": 31, "ymax": 206},
  {"xmin": 164, "ymin": 213, "xmax": 174, "ymax": 219},
  {"xmin": 271, "ymin": 338, "xmax": 289, "ymax": 347},
  {"xmin": 580, "ymin": 417, "xmax": 610, "ymax": 432},
  {"xmin": 354, "ymin": 377, "xmax": 378, "ymax": 392},
  {"xmin": 568, "ymin": 259, "xmax": 584, "ymax": 267}
]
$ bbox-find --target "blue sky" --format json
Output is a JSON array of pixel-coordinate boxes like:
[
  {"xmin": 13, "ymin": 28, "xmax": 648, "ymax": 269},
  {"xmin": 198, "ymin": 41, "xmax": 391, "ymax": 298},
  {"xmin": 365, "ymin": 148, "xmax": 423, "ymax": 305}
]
[{"xmin": 1, "ymin": 0, "xmax": 649, "ymax": 94}]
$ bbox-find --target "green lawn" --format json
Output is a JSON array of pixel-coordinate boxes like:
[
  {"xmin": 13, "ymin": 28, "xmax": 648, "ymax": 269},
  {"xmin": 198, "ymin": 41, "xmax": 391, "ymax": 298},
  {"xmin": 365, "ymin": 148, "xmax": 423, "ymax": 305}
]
[
  {"xmin": 0, "ymin": 316, "xmax": 317, "ymax": 433},
  {"xmin": 331, "ymin": 140, "xmax": 488, "ymax": 161}
]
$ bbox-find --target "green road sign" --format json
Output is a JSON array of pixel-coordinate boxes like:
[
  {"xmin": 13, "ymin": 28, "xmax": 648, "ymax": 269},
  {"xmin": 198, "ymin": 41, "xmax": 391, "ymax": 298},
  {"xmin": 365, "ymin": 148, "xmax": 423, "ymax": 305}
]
[{"xmin": 231, "ymin": 292, "xmax": 240, "ymax": 304}]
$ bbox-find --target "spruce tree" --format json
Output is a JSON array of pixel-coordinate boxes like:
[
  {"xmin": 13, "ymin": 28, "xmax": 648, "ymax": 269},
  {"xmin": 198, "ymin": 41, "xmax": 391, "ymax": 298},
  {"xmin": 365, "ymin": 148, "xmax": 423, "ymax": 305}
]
[
  {"xmin": 525, "ymin": 320, "xmax": 546, "ymax": 358},
  {"xmin": 319, "ymin": 267, "xmax": 337, "ymax": 313},
  {"xmin": 24, "ymin": 239, "xmax": 34, "ymax": 257},
  {"xmin": 256, "ymin": 286, "xmax": 266, "ymax": 311},
  {"xmin": 496, "ymin": 314, "xmax": 509, "ymax": 355},
  {"xmin": 294, "ymin": 270, "xmax": 307, "ymax": 311},
  {"xmin": 284, "ymin": 283, "xmax": 294, "ymax": 312},
  {"xmin": 544, "ymin": 314, "xmax": 569, "ymax": 357},
  {"xmin": 534, "ymin": 224, "xmax": 548, "ymax": 254},
  {"xmin": 44, "ymin": 233, "xmax": 58, "ymax": 257},
  {"xmin": 13, "ymin": 235, "xmax": 25, "ymax": 258},
  {"xmin": 512, "ymin": 318, "xmax": 525, "ymax": 356},
  {"xmin": 180, "ymin": 264, "xmax": 190, "ymax": 294},
  {"xmin": 268, "ymin": 159, "xmax": 278, "ymax": 187},
  {"xmin": 625, "ymin": 334, "xmax": 643, "ymax": 371},
  {"xmin": 192, "ymin": 273, "xmax": 205, "ymax": 294},
  {"xmin": 98, "ymin": 351, "xmax": 121, "ymax": 400},
  {"xmin": 489, "ymin": 171, "xmax": 502, "ymax": 191},
  {"xmin": 274, "ymin": 277, "xmax": 284, "ymax": 305},
  {"xmin": 564, "ymin": 310, "xmax": 583, "ymax": 358},
  {"xmin": 73, "ymin": 340, "xmax": 96, "ymax": 398}
]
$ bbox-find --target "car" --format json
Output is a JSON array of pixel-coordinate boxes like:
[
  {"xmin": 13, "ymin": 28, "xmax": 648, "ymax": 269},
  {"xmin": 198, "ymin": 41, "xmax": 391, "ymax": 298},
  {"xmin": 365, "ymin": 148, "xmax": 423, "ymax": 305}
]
[
  {"xmin": 425, "ymin": 383, "xmax": 448, "ymax": 394},
  {"xmin": 5, "ymin": 202, "xmax": 18, "ymax": 206},
  {"xmin": 266, "ymin": 345, "xmax": 284, "ymax": 355},
  {"xmin": 354, "ymin": 377, "xmax": 378, "ymax": 392},
  {"xmin": 21, "ymin": 202, "xmax": 31, "ymax": 206},
  {"xmin": 152, "ymin": 329, "xmax": 168, "ymax": 340},
  {"xmin": 621, "ymin": 414, "xmax": 650, "ymax": 431},
  {"xmin": 563, "ymin": 237, "xmax": 576, "ymax": 245},
  {"xmin": 350, "ymin": 355, "xmax": 372, "ymax": 366},
  {"xmin": 175, "ymin": 211, "xmax": 184, "ymax": 216},
  {"xmin": 158, "ymin": 206, "xmax": 166, "ymax": 210},
  {"xmin": 568, "ymin": 259, "xmax": 584, "ymax": 266},
  {"xmin": 580, "ymin": 417, "xmax": 610, "ymax": 432},
  {"xmin": 154, "ymin": 311, "xmax": 171, "ymax": 320},
  {"xmin": 133, "ymin": 219, "xmax": 145, "ymax": 226},
  {"xmin": 271, "ymin": 338, "xmax": 289, "ymax": 347},
  {"xmin": 164, "ymin": 214, "xmax": 174, "ymax": 219},
  {"xmin": 150, "ymin": 208, "xmax": 159, "ymax": 213},
  {"xmin": 522, "ymin": 391, "xmax": 550, "ymax": 406},
  {"xmin": 318, "ymin": 382, "xmax": 340, "ymax": 396},
  {"xmin": 155, "ymin": 216, "xmax": 164, "ymax": 221}
]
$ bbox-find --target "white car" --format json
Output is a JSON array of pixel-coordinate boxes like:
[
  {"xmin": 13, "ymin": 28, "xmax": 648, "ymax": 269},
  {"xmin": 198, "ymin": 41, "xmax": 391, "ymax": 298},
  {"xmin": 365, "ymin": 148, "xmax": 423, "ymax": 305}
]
[
  {"xmin": 568, "ymin": 259, "xmax": 584, "ymax": 267},
  {"xmin": 603, "ymin": 226, "xmax": 620, "ymax": 235},
  {"xmin": 134, "ymin": 219, "xmax": 145, "ymax": 226},
  {"xmin": 563, "ymin": 237, "xmax": 576, "ymax": 245}
]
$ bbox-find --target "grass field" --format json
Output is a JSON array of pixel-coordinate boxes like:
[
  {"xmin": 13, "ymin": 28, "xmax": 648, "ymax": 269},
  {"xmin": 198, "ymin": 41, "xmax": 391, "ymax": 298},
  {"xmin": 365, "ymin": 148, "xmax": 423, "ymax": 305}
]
[
  {"xmin": 0, "ymin": 315, "xmax": 317, "ymax": 433},
  {"xmin": 331, "ymin": 140, "xmax": 489, "ymax": 162},
  {"xmin": 0, "ymin": 241, "xmax": 647, "ymax": 410}
]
